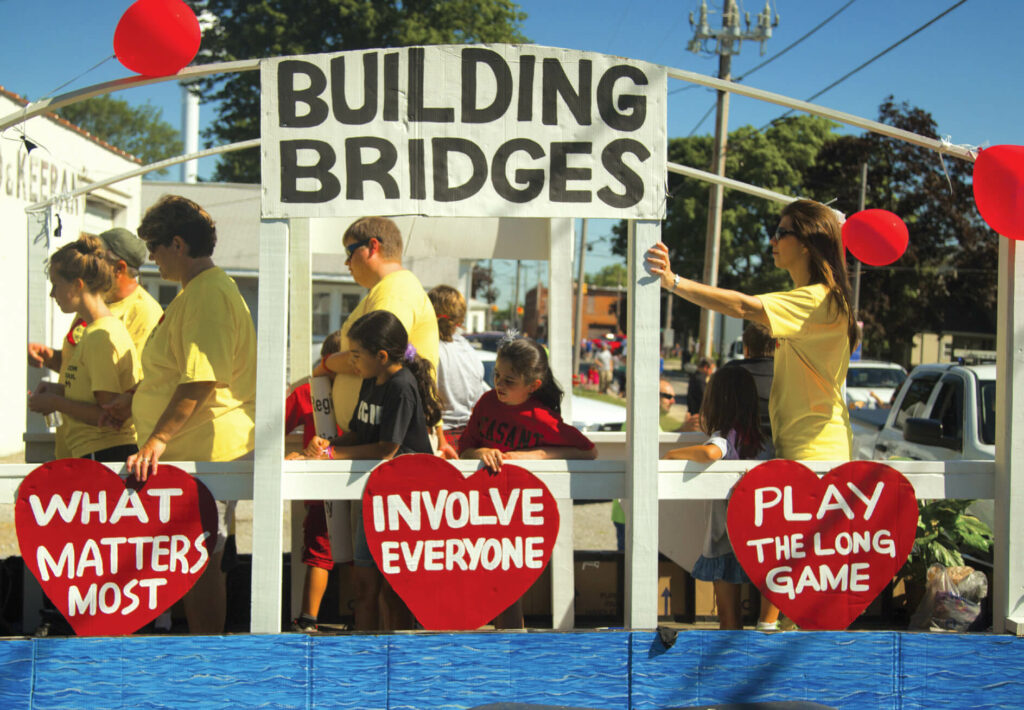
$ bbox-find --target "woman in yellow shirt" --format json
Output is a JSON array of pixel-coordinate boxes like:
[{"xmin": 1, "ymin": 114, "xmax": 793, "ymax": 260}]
[
  {"xmin": 648, "ymin": 199, "xmax": 857, "ymax": 460},
  {"xmin": 648, "ymin": 199, "xmax": 858, "ymax": 629},
  {"xmin": 28, "ymin": 237, "xmax": 140, "ymax": 461}
]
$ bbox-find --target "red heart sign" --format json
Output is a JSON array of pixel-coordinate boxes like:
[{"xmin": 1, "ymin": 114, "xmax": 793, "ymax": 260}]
[
  {"xmin": 15, "ymin": 459, "xmax": 218, "ymax": 636},
  {"xmin": 727, "ymin": 460, "xmax": 918, "ymax": 630},
  {"xmin": 362, "ymin": 455, "xmax": 559, "ymax": 630}
]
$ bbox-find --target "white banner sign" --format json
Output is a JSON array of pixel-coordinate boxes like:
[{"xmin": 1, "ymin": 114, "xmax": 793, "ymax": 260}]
[{"xmin": 261, "ymin": 44, "xmax": 666, "ymax": 220}]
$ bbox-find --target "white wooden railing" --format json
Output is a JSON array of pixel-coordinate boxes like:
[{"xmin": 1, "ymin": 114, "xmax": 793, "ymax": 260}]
[{"xmin": 2, "ymin": 432, "xmax": 1000, "ymax": 633}]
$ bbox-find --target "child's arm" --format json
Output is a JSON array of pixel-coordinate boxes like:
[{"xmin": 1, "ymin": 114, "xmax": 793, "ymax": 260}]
[
  {"xmin": 28, "ymin": 388, "xmax": 118, "ymax": 427},
  {"xmin": 331, "ymin": 440, "xmax": 401, "ymax": 461},
  {"xmin": 461, "ymin": 447, "xmax": 504, "ymax": 472},
  {"xmin": 320, "ymin": 351, "xmax": 359, "ymax": 376},
  {"xmin": 436, "ymin": 425, "xmax": 458, "ymax": 460},
  {"xmin": 664, "ymin": 444, "xmax": 725, "ymax": 463},
  {"xmin": 503, "ymin": 446, "xmax": 598, "ymax": 461}
]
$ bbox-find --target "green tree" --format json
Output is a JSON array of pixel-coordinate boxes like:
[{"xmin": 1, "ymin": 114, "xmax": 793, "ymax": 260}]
[
  {"xmin": 589, "ymin": 263, "xmax": 627, "ymax": 287},
  {"xmin": 187, "ymin": 0, "xmax": 528, "ymax": 182},
  {"xmin": 56, "ymin": 96, "xmax": 183, "ymax": 176},
  {"xmin": 806, "ymin": 98, "xmax": 997, "ymax": 364},
  {"xmin": 612, "ymin": 114, "xmax": 841, "ymax": 344}
]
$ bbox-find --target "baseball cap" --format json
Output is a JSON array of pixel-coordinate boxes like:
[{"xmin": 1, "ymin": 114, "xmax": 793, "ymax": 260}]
[{"xmin": 98, "ymin": 227, "xmax": 148, "ymax": 269}]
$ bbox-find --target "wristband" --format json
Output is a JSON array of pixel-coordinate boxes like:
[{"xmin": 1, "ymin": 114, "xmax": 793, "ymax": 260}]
[
  {"xmin": 326, "ymin": 445, "xmax": 335, "ymax": 460},
  {"xmin": 672, "ymin": 273, "xmax": 680, "ymax": 291}
]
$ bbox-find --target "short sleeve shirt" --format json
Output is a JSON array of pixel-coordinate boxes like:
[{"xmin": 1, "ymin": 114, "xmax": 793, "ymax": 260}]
[
  {"xmin": 759, "ymin": 283, "xmax": 851, "ymax": 460},
  {"xmin": 332, "ymin": 269, "xmax": 440, "ymax": 429},
  {"xmin": 348, "ymin": 368, "xmax": 432, "ymax": 455},
  {"xmin": 133, "ymin": 267, "xmax": 256, "ymax": 462},
  {"xmin": 107, "ymin": 285, "xmax": 163, "ymax": 355},
  {"xmin": 61, "ymin": 316, "xmax": 140, "ymax": 457},
  {"xmin": 458, "ymin": 390, "xmax": 595, "ymax": 454}
]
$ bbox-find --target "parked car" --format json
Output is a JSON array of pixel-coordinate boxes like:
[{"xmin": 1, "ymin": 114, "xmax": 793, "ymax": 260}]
[
  {"xmin": 588, "ymin": 335, "xmax": 625, "ymax": 354},
  {"xmin": 464, "ymin": 331, "xmax": 505, "ymax": 352},
  {"xmin": 850, "ymin": 362, "xmax": 996, "ymax": 528},
  {"xmin": 476, "ymin": 349, "xmax": 625, "ymax": 432},
  {"xmin": 846, "ymin": 360, "xmax": 908, "ymax": 409}
]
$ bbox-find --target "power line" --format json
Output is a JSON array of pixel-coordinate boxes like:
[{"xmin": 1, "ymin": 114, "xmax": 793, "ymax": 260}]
[
  {"xmin": 734, "ymin": 0, "xmax": 857, "ymax": 83},
  {"xmin": 765, "ymin": 0, "xmax": 971, "ymax": 126}
]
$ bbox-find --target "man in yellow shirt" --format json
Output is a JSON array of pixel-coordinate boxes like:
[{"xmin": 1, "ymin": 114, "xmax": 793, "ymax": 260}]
[
  {"xmin": 98, "ymin": 227, "xmax": 164, "ymax": 354},
  {"xmin": 322, "ymin": 217, "xmax": 440, "ymax": 439}
]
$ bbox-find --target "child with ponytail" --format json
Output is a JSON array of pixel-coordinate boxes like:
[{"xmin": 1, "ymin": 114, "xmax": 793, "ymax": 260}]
[
  {"xmin": 294, "ymin": 309, "xmax": 442, "ymax": 630},
  {"xmin": 459, "ymin": 335, "xmax": 596, "ymax": 628}
]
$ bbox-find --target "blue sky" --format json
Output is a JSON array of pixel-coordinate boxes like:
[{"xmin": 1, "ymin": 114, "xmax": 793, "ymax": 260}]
[{"xmin": 0, "ymin": 0, "xmax": 1018, "ymax": 305}]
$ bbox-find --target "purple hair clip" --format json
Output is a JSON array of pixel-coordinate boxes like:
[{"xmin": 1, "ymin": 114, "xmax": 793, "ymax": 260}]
[{"xmin": 404, "ymin": 343, "xmax": 417, "ymax": 362}]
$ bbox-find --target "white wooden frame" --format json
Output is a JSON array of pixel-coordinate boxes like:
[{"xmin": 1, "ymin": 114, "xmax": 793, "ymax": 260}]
[{"xmin": 6, "ymin": 53, "xmax": 1017, "ymax": 635}]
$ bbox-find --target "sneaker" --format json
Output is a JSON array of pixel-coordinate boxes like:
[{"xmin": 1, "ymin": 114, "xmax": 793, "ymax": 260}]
[
  {"xmin": 290, "ymin": 617, "xmax": 319, "ymax": 633},
  {"xmin": 756, "ymin": 621, "xmax": 780, "ymax": 632}
]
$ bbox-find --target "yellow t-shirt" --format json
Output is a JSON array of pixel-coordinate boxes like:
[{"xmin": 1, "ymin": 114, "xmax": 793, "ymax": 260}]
[
  {"xmin": 133, "ymin": 267, "xmax": 256, "ymax": 462},
  {"xmin": 61, "ymin": 317, "xmax": 140, "ymax": 457},
  {"xmin": 54, "ymin": 319, "xmax": 86, "ymax": 459},
  {"xmin": 107, "ymin": 284, "xmax": 164, "ymax": 355},
  {"xmin": 331, "ymin": 269, "xmax": 440, "ymax": 428},
  {"xmin": 759, "ymin": 283, "xmax": 852, "ymax": 461}
]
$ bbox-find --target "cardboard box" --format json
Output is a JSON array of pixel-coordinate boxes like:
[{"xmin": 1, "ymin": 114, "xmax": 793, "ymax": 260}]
[
  {"xmin": 576, "ymin": 557, "xmax": 620, "ymax": 618},
  {"xmin": 694, "ymin": 579, "xmax": 759, "ymax": 623},
  {"xmin": 657, "ymin": 559, "xmax": 691, "ymax": 620}
]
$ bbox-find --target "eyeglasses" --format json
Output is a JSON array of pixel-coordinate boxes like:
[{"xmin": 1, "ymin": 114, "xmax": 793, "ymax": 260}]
[
  {"xmin": 771, "ymin": 228, "xmax": 798, "ymax": 243},
  {"xmin": 344, "ymin": 238, "xmax": 374, "ymax": 259},
  {"xmin": 659, "ymin": 392, "xmax": 675, "ymax": 400}
]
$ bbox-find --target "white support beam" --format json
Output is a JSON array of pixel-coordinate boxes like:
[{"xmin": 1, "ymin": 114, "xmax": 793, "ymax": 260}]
[
  {"xmin": 250, "ymin": 218, "xmax": 290, "ymax": 633},
  {"xmin": 547, "ymin": 217, "xmax": 575, "ymax": 629},
  {"xmin": 994, "ymin": 236, "xmax": 1024, "ymax": 634},
  {"xmin": 287, "ymin": 218, "xmax": 312, "ymax": 618},
  {"xmin": 624, "ymin": 220, "xmax": 662, "ymax": 629}
]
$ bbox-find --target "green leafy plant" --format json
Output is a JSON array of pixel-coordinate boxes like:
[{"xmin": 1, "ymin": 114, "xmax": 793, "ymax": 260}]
[{"xmin": 902, "ymin": 499, "xmax": 993, "ymax": 582}]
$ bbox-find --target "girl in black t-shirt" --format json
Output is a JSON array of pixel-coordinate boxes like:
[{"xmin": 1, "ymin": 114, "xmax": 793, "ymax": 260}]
[{"xmin": 295, "ymin": 309, "xmax": 442, "ymax": 630}]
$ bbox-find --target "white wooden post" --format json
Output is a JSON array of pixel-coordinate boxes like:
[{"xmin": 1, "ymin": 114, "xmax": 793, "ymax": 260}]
[
  {"xmin": 287, "ymin": 218, "xmax": 312, "ymax": 619},
  {"xmin": 624, "ymin": 219, "xmax": 662, "ymax": 628},
  {"xmin": 547, "ymin": 217, "xmax": 575, "ymax": 629},
  {"xmin": 250, "ymin": 218, "xmax": 290, "ymax": 633},
  {"xmin": 21, "ymin": 209, "xmax": 51, "ymax": 630},
  {"xmin": 994, "ymin": 236, "xmax": 1024, "ymax": 635}
]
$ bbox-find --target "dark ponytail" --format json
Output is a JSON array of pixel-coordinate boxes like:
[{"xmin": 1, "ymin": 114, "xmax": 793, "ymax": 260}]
[
  {"xmin": 496, "ymin": 337, "xmax": 563, "ymax": 414},
  {"xmin": 347, "ymin": 310, "xmax": 443, "ymax": 428}
]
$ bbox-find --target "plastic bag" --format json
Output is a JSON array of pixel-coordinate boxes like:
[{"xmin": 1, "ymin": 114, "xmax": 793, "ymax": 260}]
[{"xmin": 909, "ymin": 564, "xmax": 988, "ymax": 631}]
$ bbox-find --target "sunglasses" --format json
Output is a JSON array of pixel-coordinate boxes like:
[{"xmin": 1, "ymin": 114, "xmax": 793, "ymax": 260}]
[
  {"xmin": 344, "ymin": 237, "xmax": 374, "ymax": 259},
  {"xmin": 659, "ymin": 392, "xmax": 675, "ymax": 400},
  {"xmin": 144, "ymin": 238, "xmax": 172, "ymax": 254},
  {"xmin": 771, "ymin": 228, "xmax": 798, "ymax": 242}
]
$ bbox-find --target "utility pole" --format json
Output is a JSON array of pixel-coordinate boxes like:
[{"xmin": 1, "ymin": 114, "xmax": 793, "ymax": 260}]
[
  {"xmin": 688, "ymin": 0, "xmax": 777, "ymax": 358},
  {"xmin": 853, "ymin": 162, "xmax": 867, "ymax": 316},
  {"xmin": 512, "ymin": 259, "xmax": 522, "ymax": 331},
  {"xmin": 573, "ymin": 219, "xmax": 589, "ymax": 377}
]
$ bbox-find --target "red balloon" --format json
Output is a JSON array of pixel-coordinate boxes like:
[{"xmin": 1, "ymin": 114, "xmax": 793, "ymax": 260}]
[
  {"xmin": 114, "ymin": 0, "xmax": 201, "ymax": 76},
  {"xmin": 973, "ymin": 145, "xmax": 1024, "ymax": 240},
  {"xmin": 842, "ymin": 209, "xmax": 909, "ymax": 266}
]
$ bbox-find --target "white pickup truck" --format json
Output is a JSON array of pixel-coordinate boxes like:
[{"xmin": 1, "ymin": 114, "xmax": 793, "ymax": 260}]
[
  {"xmin": 850, "ymin": 362, "xmax": 997, "ymax": 530},
  {"xmin": 851, "ymin": 362, "xmax": 996, "ymax": 462}
]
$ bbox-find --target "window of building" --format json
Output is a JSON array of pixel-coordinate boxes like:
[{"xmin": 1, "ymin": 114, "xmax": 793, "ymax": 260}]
[{"xmin": 312, "ymin": 292, "xmax": 332, "ymax": 337}]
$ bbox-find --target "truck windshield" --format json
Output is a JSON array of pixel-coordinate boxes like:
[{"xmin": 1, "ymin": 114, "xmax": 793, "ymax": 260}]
[
  {"xmin": 847, "ymin": 366, "xmax": 907, "ymax": 389},
  {"xmin": 978, "ymin": 380, "xmax": 996, "ymax": 445}
]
